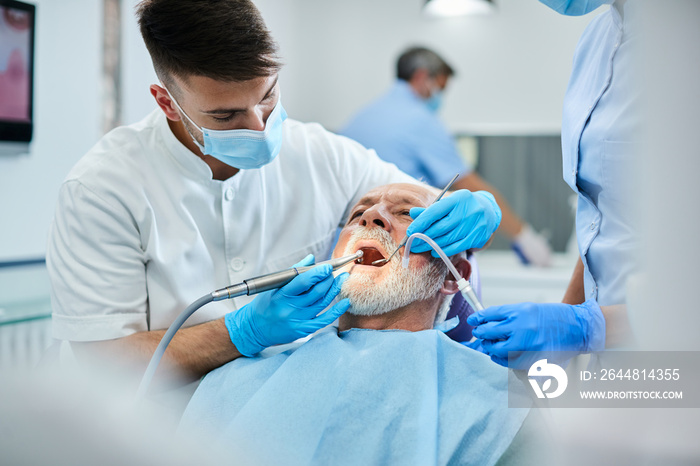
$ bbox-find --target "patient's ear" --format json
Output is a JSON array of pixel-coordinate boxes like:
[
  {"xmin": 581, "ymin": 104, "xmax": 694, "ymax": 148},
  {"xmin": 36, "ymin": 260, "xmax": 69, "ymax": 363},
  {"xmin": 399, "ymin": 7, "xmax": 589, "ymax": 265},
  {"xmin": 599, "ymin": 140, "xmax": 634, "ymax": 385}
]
[{"xmin": 439, "ymin": 257, "xmax": 472, "ymax": 295}]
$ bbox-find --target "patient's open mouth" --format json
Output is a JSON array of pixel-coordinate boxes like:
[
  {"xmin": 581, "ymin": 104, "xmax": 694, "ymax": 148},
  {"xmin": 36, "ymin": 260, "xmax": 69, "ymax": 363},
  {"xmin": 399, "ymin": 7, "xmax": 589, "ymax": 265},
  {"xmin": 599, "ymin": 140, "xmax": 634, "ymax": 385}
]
[{"xmin": 357, "ymin": 247, "xmax": 387, "ymax": 267}]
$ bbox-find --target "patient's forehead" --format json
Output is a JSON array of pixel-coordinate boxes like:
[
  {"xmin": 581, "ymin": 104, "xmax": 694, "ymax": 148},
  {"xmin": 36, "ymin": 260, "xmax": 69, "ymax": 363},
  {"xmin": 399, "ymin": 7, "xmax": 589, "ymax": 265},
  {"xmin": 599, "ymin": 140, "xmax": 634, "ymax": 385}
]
[{"xmin": 353, "ymin": 183, "xmax": 435, "ymax": 209}]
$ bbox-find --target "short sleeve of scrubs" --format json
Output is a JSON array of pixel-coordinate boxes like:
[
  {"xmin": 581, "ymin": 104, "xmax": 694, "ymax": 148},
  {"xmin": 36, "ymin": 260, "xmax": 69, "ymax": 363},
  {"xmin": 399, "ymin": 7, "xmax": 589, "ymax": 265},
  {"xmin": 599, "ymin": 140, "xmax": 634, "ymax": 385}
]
[{"xmin": 48, "ymin": 180, "xmax": 148, "ymax": 341}]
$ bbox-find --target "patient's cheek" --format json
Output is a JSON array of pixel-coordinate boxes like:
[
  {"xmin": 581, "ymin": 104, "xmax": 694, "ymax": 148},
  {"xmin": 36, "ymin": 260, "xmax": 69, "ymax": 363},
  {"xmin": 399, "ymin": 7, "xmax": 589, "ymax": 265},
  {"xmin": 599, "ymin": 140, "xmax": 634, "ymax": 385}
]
[{"xmin": 340, "ymin": 272, "xmax": 372, "ymax": 298}]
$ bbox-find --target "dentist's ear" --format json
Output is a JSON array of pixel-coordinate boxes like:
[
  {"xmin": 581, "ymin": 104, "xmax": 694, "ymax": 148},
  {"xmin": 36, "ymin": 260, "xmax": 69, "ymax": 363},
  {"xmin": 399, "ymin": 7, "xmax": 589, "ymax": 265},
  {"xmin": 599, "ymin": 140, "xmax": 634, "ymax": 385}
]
[
  {"xmin": 439, "ymin": 256, "xmax": 471, "ymax": 295},
  {"xmin": 150, "ymin": 84, "xmax": 181, "ymax": 121}
]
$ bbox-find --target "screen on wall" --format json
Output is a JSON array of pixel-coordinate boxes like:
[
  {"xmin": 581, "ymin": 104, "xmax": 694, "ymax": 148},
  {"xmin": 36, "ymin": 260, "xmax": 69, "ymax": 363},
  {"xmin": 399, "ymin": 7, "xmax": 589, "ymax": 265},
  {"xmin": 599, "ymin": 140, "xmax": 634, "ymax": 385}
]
[{"xmin": 0, "ymin": 0, "xmax": 35, "ymax": 144}]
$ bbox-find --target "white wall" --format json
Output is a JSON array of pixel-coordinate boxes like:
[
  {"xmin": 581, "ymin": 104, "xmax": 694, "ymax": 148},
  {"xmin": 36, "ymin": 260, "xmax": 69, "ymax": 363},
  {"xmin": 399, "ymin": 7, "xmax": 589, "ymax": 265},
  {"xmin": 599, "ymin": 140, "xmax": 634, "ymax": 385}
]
[
  {"xmin": 122, "ymin": 0, "xmax": 596, "ymax": 134},
  {"xmin": 0, "ymin": 0, "xmax": 102, "ymax": 261},
  {"xmin": 256, "ymin": 0, "xmax": 594, "ymax": 134},
  {"xmin": 1, "ymin": 0, "xmax": 595, "ymax": 261},
  {"xmin": 121, "ymin": 0, "xmax": 157, "ymax": 124}
]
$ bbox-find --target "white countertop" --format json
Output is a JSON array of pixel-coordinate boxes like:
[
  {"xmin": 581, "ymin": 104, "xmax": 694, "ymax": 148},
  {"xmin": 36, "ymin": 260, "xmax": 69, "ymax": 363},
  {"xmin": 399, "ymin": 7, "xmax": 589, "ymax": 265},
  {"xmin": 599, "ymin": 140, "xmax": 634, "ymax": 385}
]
[{"xmin": 472, "ymin": 250, "xmax": 579, "ymax": 307}]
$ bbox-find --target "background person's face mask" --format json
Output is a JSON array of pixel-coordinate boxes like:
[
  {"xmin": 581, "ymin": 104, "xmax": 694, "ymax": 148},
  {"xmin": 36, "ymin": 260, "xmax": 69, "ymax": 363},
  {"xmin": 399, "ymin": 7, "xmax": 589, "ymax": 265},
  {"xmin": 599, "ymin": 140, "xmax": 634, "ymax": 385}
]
[
  {"xmin": 424, "ymin": 78, "xmax": 443, "ymax": 113},
  {"xmin": 425, "ymin": 90, "xmax": 443, "ymax": 113},
  {"xmin": 166, "ymin": 87, "xmax": 287, "ymax": 169},
  {"xmin": 538, "ymin": 0, "xmax": 613, "ymax": 16}
]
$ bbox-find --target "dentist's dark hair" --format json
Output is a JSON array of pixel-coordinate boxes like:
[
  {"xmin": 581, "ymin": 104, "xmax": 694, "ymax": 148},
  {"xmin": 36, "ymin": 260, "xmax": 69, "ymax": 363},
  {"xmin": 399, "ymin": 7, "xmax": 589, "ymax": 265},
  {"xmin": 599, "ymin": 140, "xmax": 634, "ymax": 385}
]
[
  {"xmin": 397, "ymin": 47, "xmax": 455, "ymax": 81},
  {"xmin": 136, "ymin": 0, "xmax": 281, "ymax": 93}
]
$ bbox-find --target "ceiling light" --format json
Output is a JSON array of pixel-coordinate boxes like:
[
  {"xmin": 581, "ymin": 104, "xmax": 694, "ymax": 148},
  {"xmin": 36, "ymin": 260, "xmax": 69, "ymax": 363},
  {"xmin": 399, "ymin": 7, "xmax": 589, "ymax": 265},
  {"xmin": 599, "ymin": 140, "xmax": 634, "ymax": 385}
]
[{"xmin": 423, "ymin": 0, "xmax": 495, "ymax": 18}]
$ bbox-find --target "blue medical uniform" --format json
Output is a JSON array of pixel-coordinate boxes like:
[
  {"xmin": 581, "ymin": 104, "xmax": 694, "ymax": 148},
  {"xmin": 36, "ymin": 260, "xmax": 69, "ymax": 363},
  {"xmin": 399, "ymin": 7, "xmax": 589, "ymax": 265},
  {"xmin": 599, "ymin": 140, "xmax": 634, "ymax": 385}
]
[
  {"xmin": 340, "ymin": 80, "xmax": 470, "ymax": 188},
  {"xmin": 562, "ymin": 2, "xmax": 640, "ymax": 306}
]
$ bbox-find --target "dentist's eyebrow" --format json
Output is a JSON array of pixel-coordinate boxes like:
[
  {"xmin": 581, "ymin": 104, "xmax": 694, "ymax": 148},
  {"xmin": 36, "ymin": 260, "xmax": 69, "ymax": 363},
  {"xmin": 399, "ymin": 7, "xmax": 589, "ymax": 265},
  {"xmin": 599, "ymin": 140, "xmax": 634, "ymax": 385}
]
[{"xmin": 201, "ymin": 76, "xmax": 279, "ymax": 115}]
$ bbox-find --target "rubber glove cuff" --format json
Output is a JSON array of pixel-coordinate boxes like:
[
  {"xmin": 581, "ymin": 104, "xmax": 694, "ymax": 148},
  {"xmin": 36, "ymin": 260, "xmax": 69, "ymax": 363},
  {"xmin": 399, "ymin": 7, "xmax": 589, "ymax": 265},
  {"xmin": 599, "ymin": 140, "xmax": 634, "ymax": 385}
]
[
  {"xmin": 225, "ymin": 307, "xmax": 264, "ymax": 357},
  {"xmin": 511, "ymin": 224, "xmax": 553, "ymax": 267},
  {"xmin": 575, "ymin": 299, "xmax": 606, "ymax": 353}
]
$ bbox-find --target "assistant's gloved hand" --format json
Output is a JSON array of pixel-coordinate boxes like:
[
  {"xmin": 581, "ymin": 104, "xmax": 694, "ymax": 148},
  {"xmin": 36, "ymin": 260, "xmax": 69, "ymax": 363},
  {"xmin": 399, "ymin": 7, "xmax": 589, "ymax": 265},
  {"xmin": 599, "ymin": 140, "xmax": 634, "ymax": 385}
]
[
  {"xmin": 406, "ymin": 189, "xmax": 502, "ymax": 256},
  {"xmin": 466, "ymin": 299, "xmax": 605, "ymax": 369},
  {"xmin": 511, "ymin": 224, "xmax": 553, "ymax": 267},
  {"xmin": 225, "ymin": 255, "xmax": 351, "ymax": 357}
]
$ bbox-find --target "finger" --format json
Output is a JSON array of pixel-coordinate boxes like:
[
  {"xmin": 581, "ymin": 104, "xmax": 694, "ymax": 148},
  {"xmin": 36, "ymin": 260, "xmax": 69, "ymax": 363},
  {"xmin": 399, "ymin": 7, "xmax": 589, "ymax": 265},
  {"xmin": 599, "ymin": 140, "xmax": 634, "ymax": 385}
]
[
  {"xmin": 408, "ymin": 225, "xmax": 470, "ymax": 257},
  {"xmin": 439, "ymin": 234, "xmax": 488, "ymax": 256},
  {"xmin": 285, "ymin": 271, "xmax": 337, "ymax": 309},
  {"xmin": 408, "ymin": 206, "xmax": 425, "ymax": 220},
  {"xmin": 466, "ymin": 312, "xmax": 480, "ymax": 326},
  {"xmin": 406, "ymin": 209, "xmax": 478, "ymax": 256},
  {"xmin": 406, "ymin": 194, "xmax": 460, "ymax": 234},
  {"xmin": 311, "ymin": 298, "xmax": 351, "ymax": 328},
  {"xmin": 282, "ymin": 263, "xmax": 333, "ymax": 296},
  {"xmin": 466, "ymin": 305, "xmax": 513, "ymax": 325},
  {"xmin": 471, "ymin": 321, "xmax": 511, "ymax": 341},
  {"xmin": 420, "ymin": 220, "xmax": 493, "ymax": 257},
  {"xmin": 294, "ymin": 272, "xmax": 347, "ymax": 317},
  {"xmin": 450, "ymin": 227, "xmax": 492, "ymax": 253},
  {"xmin": 481, "ymin": 339, "xmax": 512, "ymax": 359},
  {"xmin": 406, "ymin": 238, "xmax": 432, "ymax": 254},
  {"xmin": 462, "ymin": 338, "xmax": 486, "ymax": 353},
  {"xmin": 416, "ymin": 208, "xmax": 471, "ymax": 245},
  {"xmin": 309, "ymin": 272, "xmax": 349, "ymax": 310},
  {"xmin": 292, "ymin": 254, "xmax": 315, "ymax": 268}
]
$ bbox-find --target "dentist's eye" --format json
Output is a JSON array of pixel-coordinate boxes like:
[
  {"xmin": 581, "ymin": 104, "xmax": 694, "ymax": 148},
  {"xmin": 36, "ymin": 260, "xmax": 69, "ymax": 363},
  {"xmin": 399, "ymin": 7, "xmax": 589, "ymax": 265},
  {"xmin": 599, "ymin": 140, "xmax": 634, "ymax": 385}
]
[{"xmin": 212, "ymin": 114, "xmax": 235, "ymax": 122}]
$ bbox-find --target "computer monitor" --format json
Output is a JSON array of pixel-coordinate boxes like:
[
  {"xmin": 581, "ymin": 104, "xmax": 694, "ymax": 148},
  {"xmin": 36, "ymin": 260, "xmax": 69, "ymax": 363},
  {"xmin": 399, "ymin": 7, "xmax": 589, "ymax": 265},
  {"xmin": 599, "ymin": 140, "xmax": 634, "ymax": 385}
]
[{"xmin": 0, "ymin": 0, "xmax": 35, "ymax": 155}]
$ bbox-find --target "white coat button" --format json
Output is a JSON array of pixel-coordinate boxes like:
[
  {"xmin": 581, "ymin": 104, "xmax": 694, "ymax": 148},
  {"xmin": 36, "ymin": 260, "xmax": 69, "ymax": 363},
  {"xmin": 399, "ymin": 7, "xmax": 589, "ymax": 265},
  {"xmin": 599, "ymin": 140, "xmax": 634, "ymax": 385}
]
[
  {"xmin": 224, "ymin": 188, "xmax": 234, "ymax": 201},
  {"xmin": 590, "ymin": 222, "xmax": 596, "ymax": 230},
  {"xmin": 230, "ymin": 257, "xmax": 245, "ymax": 272}
]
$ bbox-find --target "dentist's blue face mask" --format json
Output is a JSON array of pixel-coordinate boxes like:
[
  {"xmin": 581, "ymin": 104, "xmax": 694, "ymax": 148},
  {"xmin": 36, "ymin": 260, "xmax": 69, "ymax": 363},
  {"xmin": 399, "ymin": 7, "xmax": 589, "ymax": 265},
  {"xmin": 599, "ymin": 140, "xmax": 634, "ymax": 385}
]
[
  {"xmin": 538, "ymin": 0, "xmax": 613, "ymax": 16},
  {"xmin": 165, "ymin": 86, "xmax": 287, "ymax": 170}
]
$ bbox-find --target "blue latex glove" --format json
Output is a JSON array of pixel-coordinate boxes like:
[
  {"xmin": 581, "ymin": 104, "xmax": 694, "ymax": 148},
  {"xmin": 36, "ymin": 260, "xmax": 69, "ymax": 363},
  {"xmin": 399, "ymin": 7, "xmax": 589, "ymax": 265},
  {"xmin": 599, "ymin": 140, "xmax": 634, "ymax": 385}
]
[
  {"xmin": 225, "ymin": 254, "xmax": 351, "ymax": 357},
  {"xmin": 466, "ymin": 299, "xmax": 606, "ymax": 369},
  {"xmin": 406, "ymin": 190, "xmax": 502, "ymax": 257}
]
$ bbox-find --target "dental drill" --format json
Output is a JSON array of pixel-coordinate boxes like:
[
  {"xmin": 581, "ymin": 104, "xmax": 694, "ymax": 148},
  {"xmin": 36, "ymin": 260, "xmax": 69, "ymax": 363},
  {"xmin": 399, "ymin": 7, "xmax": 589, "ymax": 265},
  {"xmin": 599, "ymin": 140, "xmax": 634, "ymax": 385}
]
[
  {"xmin": 402, "ymin": 233, "xmax": 485, "ymax": 312},
  {"xmin": 136, "ymin": 250, "xmax": 364, "ymax": 400}
]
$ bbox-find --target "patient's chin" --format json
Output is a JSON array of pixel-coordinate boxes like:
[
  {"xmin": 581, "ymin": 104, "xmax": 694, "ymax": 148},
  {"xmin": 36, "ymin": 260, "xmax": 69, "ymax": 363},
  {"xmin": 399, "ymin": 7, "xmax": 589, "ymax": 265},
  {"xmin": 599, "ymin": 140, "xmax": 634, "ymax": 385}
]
[
  {"xmin": 339, "ymin": 275, "xmax": 394, "ymax": 317},
  {"xmin": 340, "ymin": 258, "xmax": 447, "ymax": 318}
]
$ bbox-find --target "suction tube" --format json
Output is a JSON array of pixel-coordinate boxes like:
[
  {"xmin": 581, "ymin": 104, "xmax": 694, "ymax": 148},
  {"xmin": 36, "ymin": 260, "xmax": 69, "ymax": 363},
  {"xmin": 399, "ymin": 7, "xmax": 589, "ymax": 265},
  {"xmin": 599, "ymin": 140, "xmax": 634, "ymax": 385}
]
[
  {"xmin": 402, "ymin": 233, "xmax": 485, "ymax": 312},
  {"xmin": 136, "ymin": 251, "xmax": 363, "ymax": 400}
]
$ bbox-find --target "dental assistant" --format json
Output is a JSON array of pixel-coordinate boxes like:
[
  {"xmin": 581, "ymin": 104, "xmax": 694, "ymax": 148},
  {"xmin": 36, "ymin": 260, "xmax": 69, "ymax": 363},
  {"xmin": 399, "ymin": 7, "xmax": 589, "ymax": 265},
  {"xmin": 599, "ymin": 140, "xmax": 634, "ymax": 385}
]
[
  {"xmin": 46, "ymin": 0, "xmax": 502, "ymax": 385},
  {"xmin": 468, "ymin": 0, "xmax": 638, "ymax": 367}
]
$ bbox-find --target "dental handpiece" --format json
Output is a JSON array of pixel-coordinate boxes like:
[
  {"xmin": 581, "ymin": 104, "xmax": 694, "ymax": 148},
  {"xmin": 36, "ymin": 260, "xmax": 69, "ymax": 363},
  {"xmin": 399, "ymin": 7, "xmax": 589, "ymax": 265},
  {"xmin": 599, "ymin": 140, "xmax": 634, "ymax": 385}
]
[
  {"xmin": 136, "ymin": 250, "xmax": 364, "ymax": 400},
  {"xmin": 211, "ymin": 250, "xmax": 364, "ymax": 301}
]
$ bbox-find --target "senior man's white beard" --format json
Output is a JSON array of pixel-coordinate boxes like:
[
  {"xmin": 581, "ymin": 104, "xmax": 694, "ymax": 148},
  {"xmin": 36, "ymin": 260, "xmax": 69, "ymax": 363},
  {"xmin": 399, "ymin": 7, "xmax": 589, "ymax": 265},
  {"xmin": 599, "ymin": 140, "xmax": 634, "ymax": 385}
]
[{"xmin": 339, "ymin": 227, "xmax": 448, "ymax": 317}]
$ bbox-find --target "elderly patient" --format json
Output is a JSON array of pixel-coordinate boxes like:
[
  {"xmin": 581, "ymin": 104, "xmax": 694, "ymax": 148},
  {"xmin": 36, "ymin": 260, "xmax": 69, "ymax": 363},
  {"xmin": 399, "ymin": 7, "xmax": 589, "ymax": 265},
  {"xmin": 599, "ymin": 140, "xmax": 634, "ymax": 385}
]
[{"xmin": 179, "ymin": 183, "xmax": 538, "ymax": 466}]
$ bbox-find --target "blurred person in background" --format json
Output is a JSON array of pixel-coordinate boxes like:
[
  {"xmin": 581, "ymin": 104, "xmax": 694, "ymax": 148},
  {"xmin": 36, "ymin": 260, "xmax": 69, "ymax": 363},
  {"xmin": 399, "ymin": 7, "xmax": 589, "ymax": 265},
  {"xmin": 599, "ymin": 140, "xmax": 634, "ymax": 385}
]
[{"xmin": 341, "ymin": 46, "xmax": 553, "ymax": 267}]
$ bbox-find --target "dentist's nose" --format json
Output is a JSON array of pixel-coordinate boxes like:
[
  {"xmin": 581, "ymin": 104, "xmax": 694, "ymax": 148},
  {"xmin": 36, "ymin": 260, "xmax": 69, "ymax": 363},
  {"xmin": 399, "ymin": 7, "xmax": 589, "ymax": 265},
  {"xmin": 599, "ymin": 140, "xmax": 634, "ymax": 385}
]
[{"xmin": 245, "ymin": 109, "xmax": 266, "ymax": 131}]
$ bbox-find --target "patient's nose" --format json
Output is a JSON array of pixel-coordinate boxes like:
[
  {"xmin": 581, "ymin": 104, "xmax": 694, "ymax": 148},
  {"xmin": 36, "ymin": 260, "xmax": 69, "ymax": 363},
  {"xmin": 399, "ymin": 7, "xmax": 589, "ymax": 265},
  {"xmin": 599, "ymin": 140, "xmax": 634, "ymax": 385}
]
[{"xmin": 360, "ymin": 206, "xmax": 391, "ymax": 231}]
